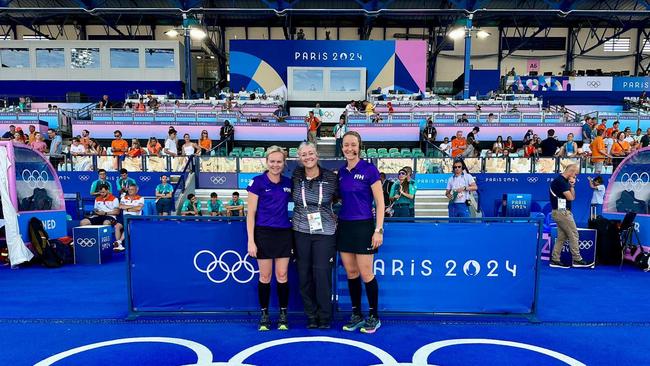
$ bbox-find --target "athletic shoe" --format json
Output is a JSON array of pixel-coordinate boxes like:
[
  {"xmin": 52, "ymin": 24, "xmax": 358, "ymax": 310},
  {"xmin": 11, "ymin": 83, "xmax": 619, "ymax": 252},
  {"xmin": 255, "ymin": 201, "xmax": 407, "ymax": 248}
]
[
  {"xmin": 113, "ymin": 242, "xmax": 125, "ymax": 252},
  {"xmin": 318, "ymin": 321, "xmax": 331, "ymax": 330},
  {"xmin": 549, "ymin": 260, "xmax": 569, "ymax": 269},
  {"xmin": 258, "ymin": 313, "xmax": 271, "ymax": 331},
  {"xmin": 342, "ymin": 313, "xmax": 365, "ymax": 332},
  {"xmin": 360, "ymin": 315, "xmax": 381, "ymax": 334},
  {"xmin": 572, "ymin": 259, "xmax": 594, "ymax": 268},
  {"xmin": 278, "ymin": 311, "xmax": 289, "ymax": 331},
  {"xmin": 307, "ymin": 317, "xmax": 318, "ymax": 329}
]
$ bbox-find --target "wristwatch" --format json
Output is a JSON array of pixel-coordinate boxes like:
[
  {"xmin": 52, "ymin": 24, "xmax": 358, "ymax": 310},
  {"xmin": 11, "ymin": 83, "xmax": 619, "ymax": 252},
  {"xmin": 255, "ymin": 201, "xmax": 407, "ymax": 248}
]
[{"xmin": 374, "ymin": 227, "xmax": 384, "ymax": 234}]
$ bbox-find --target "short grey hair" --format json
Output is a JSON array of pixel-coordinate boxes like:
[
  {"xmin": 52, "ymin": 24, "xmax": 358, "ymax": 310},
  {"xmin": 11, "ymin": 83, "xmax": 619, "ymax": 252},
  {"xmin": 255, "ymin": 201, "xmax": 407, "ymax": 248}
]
[
  {"xmin": 297, "ymin": 141, "xmax": 319, "ymax": 157},
  {"xmin": 563, "ymin": 162, "xmax": 579, "ymax": 173}
]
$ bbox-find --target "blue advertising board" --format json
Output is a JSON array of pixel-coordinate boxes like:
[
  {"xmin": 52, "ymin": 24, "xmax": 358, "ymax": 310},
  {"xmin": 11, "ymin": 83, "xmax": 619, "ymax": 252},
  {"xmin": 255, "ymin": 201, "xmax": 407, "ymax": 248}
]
[
  {"xmin": 336, "ymin": 221, "xmax": 540, "ymax": 314},
  {"xmin": 415, "ymin": 173, "xmax": 452, "ymax": 189},
  {"xmin": 58, "ymin": 171, "xmax": 173, "ymax": 198},
  {"xmin": 506, "ymin": 194, "xmax": 532, "ymax": 217},
  {"xmin": 545, "ymin": 228, "xmax": 597, "ymax": 266},
  {"xmin": 72, "ymin": 225, "xmax": 113, "ymax": 264},
  {"xmin": 17, "ymin": 211, "xmax": 67, "ymax": 242},
  {"xmin": 612, "ymin": 77, "xmax": 650, "ymax": 92},
  {"xmin": 197, "ymin": 172, "xmax": 238, "ymax": 189}
]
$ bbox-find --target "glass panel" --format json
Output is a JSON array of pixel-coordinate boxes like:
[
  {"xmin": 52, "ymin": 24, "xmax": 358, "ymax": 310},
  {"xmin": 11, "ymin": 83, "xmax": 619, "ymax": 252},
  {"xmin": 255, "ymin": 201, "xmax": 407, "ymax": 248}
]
[
  {"xmin": 330, "ymin": 70, "xmax": 361, "ymax": 91},
  {"xmin": 14, "ymin": 147, "xmax": 63, "ymax": 210},
  {"xmin": 559, "ymin": 158, "xmax": 581, "ymax": 173},
  {"xmin": 0, "ymin": 48, "xmax": 30, "ymax": 68},
  {"xmin": 171, "ymin": 157, "xmax": 189, "ymax": 172},
  {"xmin": 36, "ymin": 48, "xmax": 64, "ymax": 68},
  {"xmin": 71, "ymin": 48, "xmax": 100, "ymax": 69},
  {"xmin": 293, "ymin": 69, "xmax": 323, "ymax": 91},
  {"xmin": 509, "ymin": 158, "xmax": 532, "ymax": 173},
  {"xmin": 122, "ymin": 157, "xmax": 143, "ymax": 172},
  {"xmin": 146, "ymin": 156, "xmax": 168, "ymax": 172},
  {"xmin": 463, "ymin": 158, "xmax": 482, "ymax": 174},
  {"xmin": 484, "ymin": 158, "xmax": 507, "ymax": 173},
  {"xmin": 110, "ymin": 48, "xmax": 139, "ymax": 68},
  {"xmin": 200, "ymin": 157, "xmax": 237, "ymax": 173},
  {"xmin": 145, "ymin": 48, "xmax": 175, "ymax": 68},
  {"xmin": 96, "ymin": 156, "xmax": 118, "ymax": 171},
  {"xmin": 72, "ymin": 156, "xmax": 94, "ymax": 171},
  {"xmin": 416, "ymin": 158, "xmax": 452, "ymax": 174},
  {"xmin": 239, "ymin": 158, "xmax": 266, "ymax": 173},
  {"xmin": 377, "ymin": 158, "xmax": 413, "ymax": 174},
  {"xmin": 535, "ymin": 158, "xmax": 557, "ymax": 173}
]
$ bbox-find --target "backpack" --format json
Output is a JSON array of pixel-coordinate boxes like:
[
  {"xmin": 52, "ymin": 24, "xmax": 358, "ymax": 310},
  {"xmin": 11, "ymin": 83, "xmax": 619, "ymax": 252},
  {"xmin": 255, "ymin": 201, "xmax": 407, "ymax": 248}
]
[
  {"xmin": 27, "ymin": 217, "xmax": 64, "ymax": 268},
  {"xmin": 20, "ymin": 188, "xmax": 53, "ymax": 211}
]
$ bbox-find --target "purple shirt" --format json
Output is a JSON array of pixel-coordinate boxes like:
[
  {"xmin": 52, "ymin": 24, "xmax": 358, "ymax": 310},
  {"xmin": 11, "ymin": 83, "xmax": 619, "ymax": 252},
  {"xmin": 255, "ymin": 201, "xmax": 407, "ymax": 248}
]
[
  {"xmin": 247, "ymin": 172, "xmax": 292, "ymax": 229},
  {"xmin": 338, "ymin": 159, "xmax": 380, "ymax": 220}
]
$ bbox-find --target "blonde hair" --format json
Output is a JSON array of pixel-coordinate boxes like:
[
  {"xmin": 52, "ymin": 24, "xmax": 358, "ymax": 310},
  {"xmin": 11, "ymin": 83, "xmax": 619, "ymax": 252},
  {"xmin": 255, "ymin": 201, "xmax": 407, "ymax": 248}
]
[{"xmin": 265, "ymin": 145, "xmax": 286, "ymax": 160}]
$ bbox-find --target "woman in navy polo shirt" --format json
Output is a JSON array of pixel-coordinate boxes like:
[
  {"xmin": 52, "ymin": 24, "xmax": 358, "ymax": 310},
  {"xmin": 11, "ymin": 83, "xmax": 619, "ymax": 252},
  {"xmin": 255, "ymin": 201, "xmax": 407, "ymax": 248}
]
[
  {"xmin": 338, "ymin": 131, "xmax": 385, "ymax": 334},
  {"xmin": 246, "ymin": 146, "xmax": 293, "ymax": 332}
]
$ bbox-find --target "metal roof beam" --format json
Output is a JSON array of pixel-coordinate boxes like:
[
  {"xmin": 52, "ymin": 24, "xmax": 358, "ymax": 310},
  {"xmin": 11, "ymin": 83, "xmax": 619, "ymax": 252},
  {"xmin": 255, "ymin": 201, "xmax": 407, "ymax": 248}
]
[
  {"xmin": 260, "ymin": 0, "xmax": 300, "ymax": 11},
  {"xmin": 577, "ymin": 25, "xmax": 634, "ymax": 55},
  {"xmin": 3, "ymin": 15, "xmax": 55, "ymax": 39},
  {"xmin": 353, "ymin": 0, "xmax": 395, "ymax": 11}
]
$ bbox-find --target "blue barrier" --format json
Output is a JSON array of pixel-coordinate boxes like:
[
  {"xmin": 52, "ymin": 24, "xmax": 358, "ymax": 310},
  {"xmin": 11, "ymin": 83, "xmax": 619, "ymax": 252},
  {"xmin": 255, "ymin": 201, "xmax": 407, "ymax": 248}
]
[{"xmin": 127, "ymin": 217, "xmax": 541, "ymax": 317}]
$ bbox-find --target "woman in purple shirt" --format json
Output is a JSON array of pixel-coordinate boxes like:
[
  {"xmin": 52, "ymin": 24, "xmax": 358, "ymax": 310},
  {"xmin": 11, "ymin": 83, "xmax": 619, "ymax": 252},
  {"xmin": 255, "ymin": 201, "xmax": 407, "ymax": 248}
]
[
  {"xmin": 246, "ymin": 146, "xmax": 293, "ymax": 332},
  {"xmin": 337, "ymin": 131, "xmax": 385, "ymax": 334}
]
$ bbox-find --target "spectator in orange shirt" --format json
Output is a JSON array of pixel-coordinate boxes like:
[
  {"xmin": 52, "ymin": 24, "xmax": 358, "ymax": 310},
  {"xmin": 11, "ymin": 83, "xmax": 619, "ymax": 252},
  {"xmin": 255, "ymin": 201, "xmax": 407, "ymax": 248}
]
[
  {"xmin": 596, "ymin": 119, "xmax": 607, "ymax": 134},
  {"xmin": 127, "ymin": 139, "xmax": 145, "ymax": 157},
  {"xmin": 451, "ymin": 131, "xmax": 467, "ymax": 158},
  {"xmin": 80, "ymin": 129, "xmax": 91, "ymax": 148},
  {"xmin": 147, "ymin": 137, "xmax": 162, "ymax": 156},
  {"xmin": 199, "ymin": 130, "xmax": 212, "ymax": 155},
  {"xmin": 305, "ymin": 111, "xmax": 320, "ymax": 143},
  {"xmin": 135, "ymin": 98, "xmax": 146, "ymax": 112},
  {"xmin": 111, "ymin": 130, "xmax": 128, "ymax": 169},
  {"xmin": 28, "ymin": 125, "xmax": 37, "ymax": 144},
  {"xmin": 610, "ymin": 131, "xmax": 631, "ymax": 171},
  {"xmin": 605, "ymin": 121, "xmax": 619, "ymax": 138},
  {"xmin": 590, "ymin": 129, "xmax": 607, "ymax": 174}
]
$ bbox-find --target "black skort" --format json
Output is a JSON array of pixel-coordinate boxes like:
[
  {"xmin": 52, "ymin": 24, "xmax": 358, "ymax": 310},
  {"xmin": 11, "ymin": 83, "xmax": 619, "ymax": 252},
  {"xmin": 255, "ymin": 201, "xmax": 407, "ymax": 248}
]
[
  {"xmin": 336, "ymin": 219, "xmax": 377, "ymax": 254},
  {"xmin": 254, "ymin": 226, "xmax": 293, "ymax": 259}
]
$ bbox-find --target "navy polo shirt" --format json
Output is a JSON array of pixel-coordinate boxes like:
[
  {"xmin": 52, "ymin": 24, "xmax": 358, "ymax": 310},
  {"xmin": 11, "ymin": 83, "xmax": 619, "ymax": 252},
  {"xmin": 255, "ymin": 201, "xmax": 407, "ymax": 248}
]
[
  {"xmin": 338, "ymin": 159, "xmax": 381, "ymax": 221},
  {"xmin": 550, "ymin": 174, "xmax": 572, "ymax": 211},
  {"xmin": 247, "ymin": 172, "xmax": 292, "ymax": 229}
]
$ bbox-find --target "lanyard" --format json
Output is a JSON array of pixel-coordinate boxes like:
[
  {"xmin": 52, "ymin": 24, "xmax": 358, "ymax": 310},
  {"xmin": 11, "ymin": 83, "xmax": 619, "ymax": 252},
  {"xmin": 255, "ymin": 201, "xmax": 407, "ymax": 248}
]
[{"xmin": 301, "ymin": 180, "xmax": 323, "ymax": 209}]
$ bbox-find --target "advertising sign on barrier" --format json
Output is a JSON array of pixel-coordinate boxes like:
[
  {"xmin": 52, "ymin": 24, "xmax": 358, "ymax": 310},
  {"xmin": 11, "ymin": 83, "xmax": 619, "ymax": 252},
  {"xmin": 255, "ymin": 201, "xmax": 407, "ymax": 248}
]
[
  {"xmin": 544, "ymin": 228, "xmax": 597, "ymax": 266},
  {"xmin": 58, "ymin": 171, "xmax": 171, "ymax": 198},
  {"xmin": 569, "ymin": 76, "xmax": 613, "ymax": 92},
  {"xmin": 197, "ymin": 172, "xmax": 238, "ymax": 189},
  {"xmin": 506, "ymin": 194, "xmax": 532, "ymax": 217},
  {"xmin": 612, "ymin": 76, "xmax": 650, "ymax": 92}
]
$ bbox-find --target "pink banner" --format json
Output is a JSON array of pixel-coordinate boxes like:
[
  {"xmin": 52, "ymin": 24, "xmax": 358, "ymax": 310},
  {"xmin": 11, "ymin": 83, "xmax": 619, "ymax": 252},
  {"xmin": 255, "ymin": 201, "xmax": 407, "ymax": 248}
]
[{"xmin": 527, "ymin": 59, "xmax": 540, "ymax": 74}]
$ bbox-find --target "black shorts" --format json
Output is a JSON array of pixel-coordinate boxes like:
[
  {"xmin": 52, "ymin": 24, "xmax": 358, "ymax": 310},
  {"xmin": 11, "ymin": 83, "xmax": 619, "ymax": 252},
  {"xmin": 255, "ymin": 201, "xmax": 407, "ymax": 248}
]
[
  {"xmin": 254, "ymin": 226, "xmax": 293, "ymax": 259},
  {"xmin": 89, "ymin": 215, "xmax": 117, "ymax": 226},
  {"xmin": 336, "ymin": 219, "xmax": 377, "ymax": 254}
]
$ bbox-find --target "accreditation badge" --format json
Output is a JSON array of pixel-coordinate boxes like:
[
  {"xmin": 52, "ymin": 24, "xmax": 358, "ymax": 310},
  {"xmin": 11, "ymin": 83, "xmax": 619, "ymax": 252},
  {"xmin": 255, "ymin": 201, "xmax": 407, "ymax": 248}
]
[{"xmin": 307, "ymin": 212, "xmax": 324, "ymax": 234}]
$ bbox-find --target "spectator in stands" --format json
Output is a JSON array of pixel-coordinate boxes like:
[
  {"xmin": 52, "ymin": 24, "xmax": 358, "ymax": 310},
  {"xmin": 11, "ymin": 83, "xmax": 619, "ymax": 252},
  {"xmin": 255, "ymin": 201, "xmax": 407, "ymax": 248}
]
[
  {"xmin": 164, "ymin": 129, "xmax": 178, "ymax": 157},
  {"xmin": 313, "ymin": 103, "xmax": 324, "ymax": 138},
  {"xmin": 380, "ymin": 172, "xmax": 394, "ymax": 208},
  {"xmin": 363, "ymin": 100, "xmax": 375, "ymax": 116},
  {"xmin": 421, "ymin": 119, "xmax": 437, "ymax": 156},
  {"xmin": 389, "ymin": 167, "xmax": 417, "ymax": 218},
  {"xmin": 69, "ymin": 137, "xmax": 85, "ymax": 156},
  {"xmin": 509, "ymin": 105, "xmax": 519, "ymax": 113},
  {"xmin": 147, "ymin": 137, "xmax": 162, "ymax": 156},
  {"xmin": 225, "ymin": 191, "xmax": 245, "ymax": 217},
  {"xmin": 605, "ymin": 121, "xmax": 620, "ymax": 138},
  {"xmin": 623, "ymin": 128, "xmax": 635, "ymax": 144},
  {"xmin": 540, "ymin": 129, "xmax": 561, "ymax": 157},
  {"xmin": 596, "ymin": 118, "xmax": 607, "ymax": 134},
  {"xmin": 334, "ymin": 116, "xmax": 347, "ymax": 158},
  {"xmin": 98, "ymin": 95, "xmax": 112, "ymax": 110},
  {"xmin": 146, "ymin": 94, "xmax": 159, "ymax": 111},
  {"xmin": 641, "ymin": 128, "xmax": 650, "ymax": 148},
  {"xmin": 30, "ymin": 132, "xmax": 47, "ymax": 153},
  {"xmin": 88, "ymin": 139, "xmax": 105, "ymax": 155},
  {"xmin": 199, "ymin": 130, "xmax": 212, "ymax": 155},
  {"xmin": 181, "ymin": 133, "xmax": 200, "ymax": 156},
  {"xmin": 14, "ymin": 128, "xmax": 27, "ymax": 144},
  {"xmin": 558, "ymin": 133, "xmax": 578, "ymax": 158},
  {"xmin": 155, "ymin": 175, "xmax": 173, "ymax": 215},
  {"xmin": 220, "ymin": 120, "xmax": 234, "ymax": 154},
  {"xmin": 345, "ymin": 100, "xmax": 357, "ymax": 115},
  {"xmin": 451, "ymin": 131, "xmax": 466, "ymax": 158},
  {"xmin": 111, "ymin": 130, "xmax": 128, "ymax": 157},
  {"xmin": 27, "ymin": 125, "xmax": 36, "ymax": 144},
  {"xmin": 611, "ymin": 131, "xmax": 631, "ymax": 171},
  {"xmin": 296, "ymin": 28, "xmax": 305, "ymax": 40},
  {"xmin": 173, "ymin": 100, "xmax": 182, "ymax": 112},
  {"xmin": 2, "ymin": 125, "xmax": 15, "ymax": 139},
  {"xmin": 456, "ymin": 113, "xmax": 469, "ymax": 124},
  {"xmin": 439, "ymin": 137, "xmax": 451, "ymax": 156},
  {"xmin": 124, "ymin": 102, "xmax": 133, "ymax": 112},
  {"xmin": 460, "ymin": 135, "xmax": 479, "ymax": 158},
  {"xmin": 305, "ymin": 110, "xmax": 320, "ymax": 143},
  {"xmin": 119, "ymin": 183, "xmax": 144, "ymax": 217},
  {"xmin": 486, "ymin": 113, "xmax": 496, "ymax": 123},
  {"xmin": 633, "ymin": 128, "xmax": 644, "ymax": 144},
  {"xmin": 548, "ymin": 163, "xmax": 591, "ymax": 268},
  {"xmin": 590, "ymin": 129, "xmax": 607, "ymax": 174},
  {"xmin": 524, "ymin": 138, "xmax": 538, "ymax": 158},
  {"xmin": 523, "ymin": 129, "xmax": 534, "ymax": 145},
  {"xmin": 371, "ymin": 114, "xmax": 383, "ymax": 123},
  {"xmin": 581, "ymin": 118, "xmax": 592, "ymax": 144},
  {"xmin": 386, "ymin": 101, "xmax": 394, "ymax": 115},
  {"xmin": 80, "ymin": 184, "xmax": 125, "ymax": 252},
  {"xmin": 561, "ymin": 110, "xmax": 571, "ymax": 123},
  {"xmin": 181, "ymin": 193, "xmax": 202, "ymax": 216},
  {"xmin": 47, "ymin": 128, "xmax": 63, "ymax": 168},
  {"xmin": 127, "ymin": 139, "xmax": 145, "ymax": 157},
  {"xmin": 135, "ymin": 98, "xmax": 146, "ymax": 112},
  {"xmin": 466, "ymin": 126, "xmax": 480, "ymax": 143},
  {"xmin": 273, "ymin": 105, "xmax": 288, "ymax": 122},
  {"xmin": 492, "ymin": 136, "xmax": 504, "ymax": 156},
  {"xmin": 223, "ymin": 98, "xmax": 233, "ymax": 112},
  {"xmin": 446, "ymin": 159, "xmax": 477, "ymax": 218},
  {"xmin": 503, "ymin": 136, "xmax": 515, "ymax": 156},
  {"xmin": 80, "ymin": 129, "xmax": 90, "ymax": 148},
  {"xmin": 117, "ymin": 168, "xmax": 137, "ymax": 198},
  {"xmin": 207, "ymin": 192, "xmax": 224, "ymax": 216},
  {"xmin": 640, "ymin": 91, "xmax": 647, "ymax": 104}
]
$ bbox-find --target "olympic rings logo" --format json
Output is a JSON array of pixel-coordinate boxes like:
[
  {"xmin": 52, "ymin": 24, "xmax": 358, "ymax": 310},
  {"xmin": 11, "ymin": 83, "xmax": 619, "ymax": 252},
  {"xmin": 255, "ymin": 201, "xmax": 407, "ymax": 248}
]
[
  {"xmin": 620, "ymin": 172, "xmax": 649, "ymax": 191},
  {"xmin": 139, "ymin": 176, "xmax": 151, "ymax": 182},
  {"xmin": 586, "ymin": 81, "xmax": 601, "ymax": 88},
  {"xmin": 527, "ymin": 177, "xmax": 539, "ymax": 183},
  {"xmin": 21, "ymin": 169, "xmax": 49, "ymax": 189},
  {"xmin": 193, "ymin": 249, "xmax": 258, "ymax": 284},
  {"xmin": 324, "ymin": 111, "xmax": 335, "ymax": 118},
  {"xmin": 560, "ymin": 240, "xmax": 594, "ymax": 250},
  {"xmin": 210, "ymin": 176, "xmax": 227, "ymax": 185},
  {"xmin": 76, "ymin": 238, "xmax": 96, "ymax": 248},
  {"xmin": 79, "ymin": 175, "xmax": 90, "ymax": 181}
]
